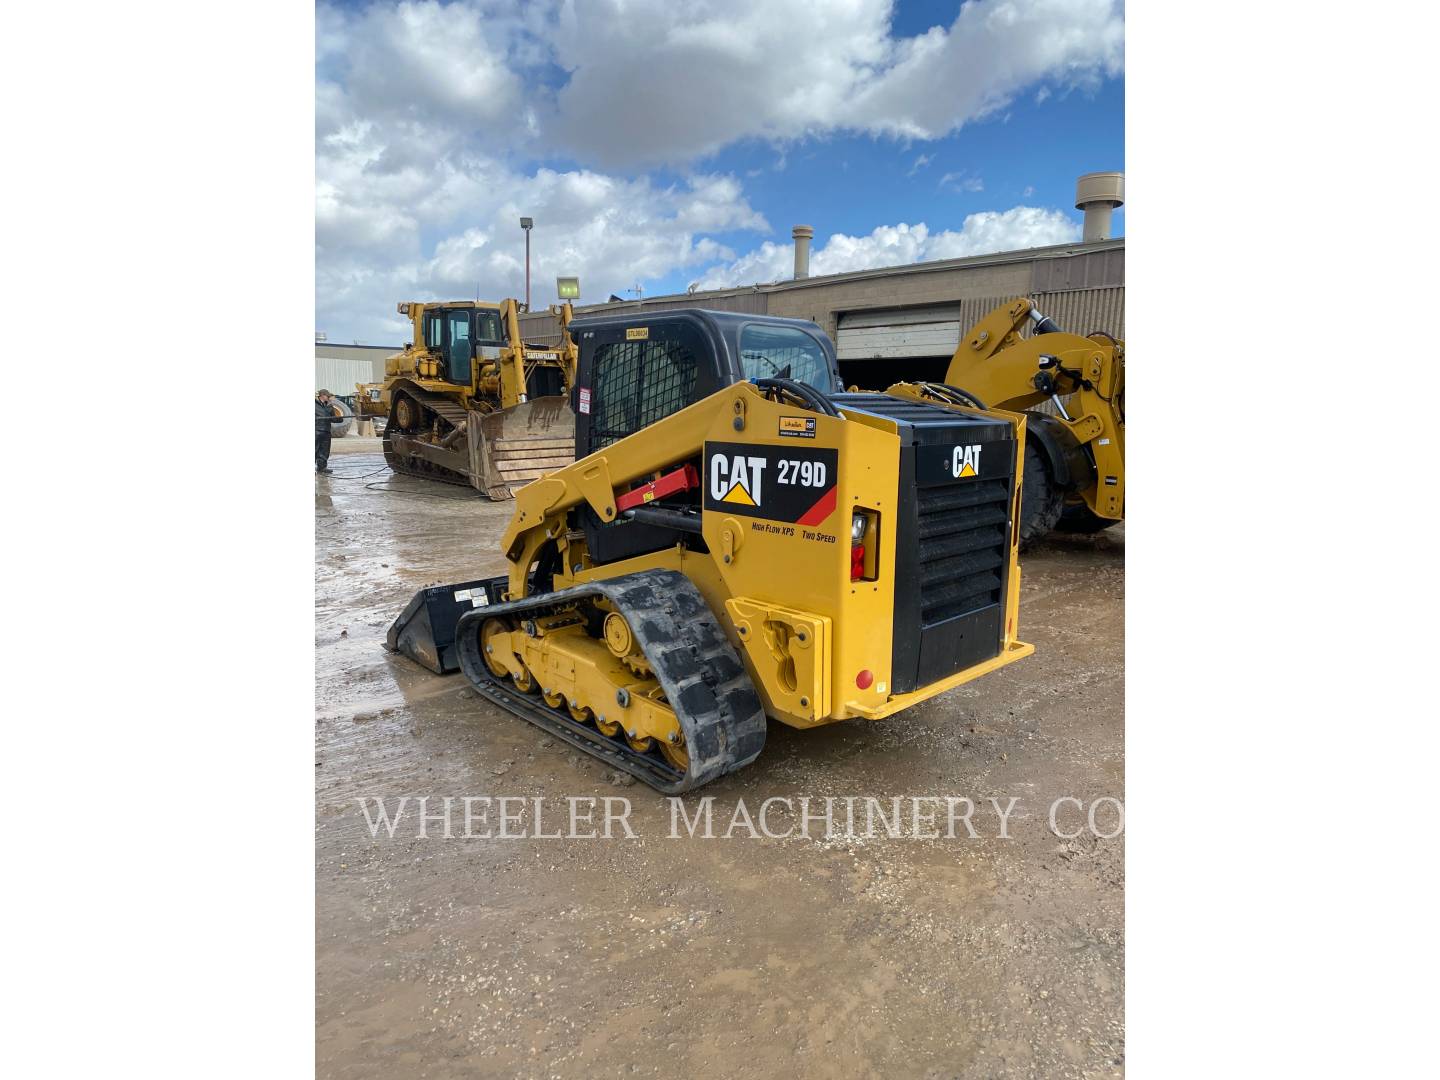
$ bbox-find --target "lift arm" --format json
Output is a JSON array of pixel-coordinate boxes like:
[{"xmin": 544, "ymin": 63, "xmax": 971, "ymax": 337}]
[
  {"xmin": 498, "ymin": 384, "xmax": 742, "ymax": 599},
  {"xmin": 929, "ymin": 298, "xmax": 1125, "ymax": 522}
]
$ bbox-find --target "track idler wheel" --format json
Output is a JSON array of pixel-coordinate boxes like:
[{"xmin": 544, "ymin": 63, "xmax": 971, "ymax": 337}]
[
  {"xmin": 603, "ymin": 612, "xmax": 632, "ymax": 657},
  {"xmin": 480, "ymin": 618, "xmax": 512, "ymax": 679},
  {"xmin": 480, "ymin": 617, "xmax": 536, "ymax": 693},
  {"xmin": 393, "ymin": 394, "xmax": 420, "ymax": 432},
  {"xmin": 659, "ymin": 735, "xmax": 689, "ymax": 773}
]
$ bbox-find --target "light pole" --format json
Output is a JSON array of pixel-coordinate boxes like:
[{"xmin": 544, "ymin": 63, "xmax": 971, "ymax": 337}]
[{"xmin": 519, "ymin": 217, "xmax": 533, "ymax": 310}]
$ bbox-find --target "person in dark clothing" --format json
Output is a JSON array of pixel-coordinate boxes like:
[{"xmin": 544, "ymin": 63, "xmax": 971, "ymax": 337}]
[{"xmin": 316, "ymin": 390, "xmax": 341, "ymax": 473}]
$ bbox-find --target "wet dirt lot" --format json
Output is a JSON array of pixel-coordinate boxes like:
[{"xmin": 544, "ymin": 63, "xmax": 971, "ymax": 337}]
[{"xmin": 316, "ymin": 452, "xmax": 1124, "ymax": 1079}]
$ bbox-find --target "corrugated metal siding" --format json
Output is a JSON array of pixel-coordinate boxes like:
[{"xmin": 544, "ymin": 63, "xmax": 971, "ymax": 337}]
[
  {"xmin": 315, "ymin": 345, "xmax": 395, "ymax": 382},
  {"xmin": 578, "ymin": 294, "xmax": 769, "ymax": 318},
  {"xmin": 514, "ymin": 250, "xmax": 1122, "ymax": 362},
  {"xmin": 520, "ymin": 293, "xmax": 770, "ymax": 346},
  {"xmin": 518, "ymin": 312, "xmax": 564, "ymax": 345},
  {"xmin": 1031, "ymin": 286, "xmax": 1125, "ymax": 339},
  {"xmin": 645, "ymin": 293, "xmax": 768, "ymax": 315},
  {"xmin": 315, "ymin": 357, "xmax": 378, "ymax": 395},
  {"xmin": 1031, "ymin": 248, "xmax": 1125, "ymax": 292}
]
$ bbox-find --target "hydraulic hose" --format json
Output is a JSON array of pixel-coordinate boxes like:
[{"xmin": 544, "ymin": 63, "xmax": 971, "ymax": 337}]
[
  {"xmin": 751, "ymin": 377, "xmax": 842, "ymax": 417},
  {"xmin": 914, "ymin": 382, "xmax": 987, "ymax": 411}
]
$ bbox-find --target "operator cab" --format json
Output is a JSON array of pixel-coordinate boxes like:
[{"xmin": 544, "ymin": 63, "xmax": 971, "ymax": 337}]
[
  {"xmin": 570, "ymin": 308, "xmax": 842, "ymax": 457},
  {"xmin": 420, "ymin": 304, "xmax": 507, "ymax": 386},
  {"xmin": 567, "ymin": 308, "xmax": 843, "ymax": 566}
]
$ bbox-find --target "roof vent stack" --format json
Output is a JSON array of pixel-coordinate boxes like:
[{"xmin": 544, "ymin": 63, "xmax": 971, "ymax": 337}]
[
  {"xmin": 792, "ymin": 225, "xmax": 814, "ymax": 279},
  {"xmin": 1075, "ymin": 172, "xmax": 1124, "ymax": 242}
]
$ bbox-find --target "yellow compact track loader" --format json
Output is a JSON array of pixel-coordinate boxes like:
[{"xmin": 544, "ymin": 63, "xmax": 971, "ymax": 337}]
[
  {"xmin": 388, "ymin": 309, "xmax": 1034, "ymax": 792},
  {"xmin": 887, "ymin": 298, "xmax": 1124, "ymax": 545},
  {"xmin": 356, "ymin": 299, "xmax": 578, "ymax": 497}
]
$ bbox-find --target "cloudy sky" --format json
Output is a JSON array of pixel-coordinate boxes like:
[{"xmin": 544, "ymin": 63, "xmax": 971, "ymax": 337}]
[{"xmin": 316, "ymin": 0, "xmax": 1124, "ymax": 344}]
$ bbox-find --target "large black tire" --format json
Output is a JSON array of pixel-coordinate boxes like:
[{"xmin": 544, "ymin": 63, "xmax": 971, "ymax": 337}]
[
  {"xmin": 1055, "ymin": 503, "xmax": 1120, "ymax": 534},
  {"xmin": 327, "ymin": 397, "xmax": 353, "ymax": 438},
  {"xmin": 1019, "ymin": 442, "xmax": 1064, "ymax": 548}
]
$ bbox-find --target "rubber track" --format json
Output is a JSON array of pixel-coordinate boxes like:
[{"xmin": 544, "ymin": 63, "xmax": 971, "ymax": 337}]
[{"xmin": 454, "ymin": 569, "xmax": 767, "ymax": 793}]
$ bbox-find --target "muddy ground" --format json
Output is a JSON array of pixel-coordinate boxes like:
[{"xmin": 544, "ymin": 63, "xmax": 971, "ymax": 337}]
[{"xmin": 316, "ymin": 455, "xmax": 1124, "ymax": 1079}]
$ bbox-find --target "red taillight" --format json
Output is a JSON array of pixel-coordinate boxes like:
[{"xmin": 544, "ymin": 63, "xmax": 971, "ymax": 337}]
[
  {"xmin": 856, "ymin": 669, "xmax": 874, "ymax": 690},
  {"xmin": 850, "ymin": 543, "xmax": 865, "ymax": 581}
]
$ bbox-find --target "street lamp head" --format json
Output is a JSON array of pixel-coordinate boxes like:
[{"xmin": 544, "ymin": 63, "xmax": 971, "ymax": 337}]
[{"xmin": 519, "ymin": 216, "xmax": 533, "ymax": 230}]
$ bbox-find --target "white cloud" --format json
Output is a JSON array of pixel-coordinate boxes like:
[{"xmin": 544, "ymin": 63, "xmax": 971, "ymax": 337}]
[
  {"xmin": 316, "ymin": 159, "xmax": 766, "ymax": 343},
  {"xmin": 926, "ymin": 206, "xmax": 1080, "ymax": 258},
  {"xmin": 314, "ymin": 0, "xmax": 1120, "ymax": 340},
  {"xmin": 548, "ymin": 0, "xmax": 1124, "ymax": 167},
  {"xmin": 940, "ymin": 171, "xmax": 984, "ymax": 193},
  {"xmin": 695, "ymin": 207, "xmax": 1081, "ymax": 289},
  {"xmin": 907, "ymin": 153, "xmax": 934, "ymax": 176},
  {"xmin": 314, "ymin": 2, "xmax": 771, "ymax": 343}
]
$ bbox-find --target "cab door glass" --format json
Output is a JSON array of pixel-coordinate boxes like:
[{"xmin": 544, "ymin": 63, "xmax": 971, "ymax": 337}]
[
  {"xmin": 739, "ymin": 324, "xmax": 836, "ymax": 391},
  {"xmin": 445, "ymin": 310, "xmax": 472, "ymax": 384}
]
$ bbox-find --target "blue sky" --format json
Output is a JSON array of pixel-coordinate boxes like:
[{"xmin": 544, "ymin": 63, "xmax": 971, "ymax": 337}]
[
  {"xmin": 637, "ymin": 73, "xmax": 1125, "ymax": 298},
  {"xmin": 317, "ymin": 0, "xmax": 1124, "ymax": 343}
]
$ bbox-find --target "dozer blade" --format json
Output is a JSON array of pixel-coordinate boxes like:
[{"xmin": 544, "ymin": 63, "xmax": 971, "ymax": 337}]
[
  {"xmin": 469, "ymin": 396, "xmax": 575, "ymax": 499},
  {"xmin": 386, "ymin": 578, "xmax": 505, "ymax": 674}
]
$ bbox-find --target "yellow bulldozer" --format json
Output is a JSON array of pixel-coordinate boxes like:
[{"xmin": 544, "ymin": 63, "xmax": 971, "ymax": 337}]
[
  {"xmin": 386, "ymin": 308, "xmax": 1033, "ymax": 791},
  {"xmin": 356, "ymin": 299, "xmax": 578, "ymax": 497},
  {"xmin": 885, "ymin": 298, "xmax": 1124, "ymax": 545}
]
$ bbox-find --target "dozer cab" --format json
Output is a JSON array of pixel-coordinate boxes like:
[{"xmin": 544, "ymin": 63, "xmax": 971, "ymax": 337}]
[
  {"xmin": 356, "ymin": 299, "xmax": 578, "ymax": 497},
  {"xmin": 388, "ymin": 309, "xmax": 1034, "ymax": 792},
  {"xmin": 886, "ymin": 298, "xmax": 1124, "ymax": 545}
]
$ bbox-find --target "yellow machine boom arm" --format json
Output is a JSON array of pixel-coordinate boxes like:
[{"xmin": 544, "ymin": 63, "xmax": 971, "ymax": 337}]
[{"xmin": 940, "ymin": 298, "xmax": 1124, "ymax": 523}]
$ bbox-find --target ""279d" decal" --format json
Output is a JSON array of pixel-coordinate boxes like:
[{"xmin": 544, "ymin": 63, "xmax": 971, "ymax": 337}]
[{"xmin": 703, "ymin": 442, "xmax": 838, "ymax": 526}]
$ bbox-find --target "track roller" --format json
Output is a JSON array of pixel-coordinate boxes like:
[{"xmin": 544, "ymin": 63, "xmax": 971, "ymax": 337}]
[{"xmin": 455, "ymin": 569, "xmax": 766, "ymax": 793}]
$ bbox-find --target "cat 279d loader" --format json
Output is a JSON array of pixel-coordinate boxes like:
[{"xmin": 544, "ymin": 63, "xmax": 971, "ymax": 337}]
[
  {"xmin": 887, "ymin": 298, "xmax": 1124, "ymax": 545},
  {"xmin": 356, "ymin": 299, "xmax": 578, "ymax": 498},
  {"xmin": 387, "ymin": 309, "xmax": 1034, "ymax": 792}
]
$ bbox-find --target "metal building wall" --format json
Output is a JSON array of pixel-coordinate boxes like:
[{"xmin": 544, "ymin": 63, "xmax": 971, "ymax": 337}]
[
  {"xmin": 519, "ymin": 290, "xmax": 770, "ymax": 346},
  {"xmin": 315, "ymin": 357, "xmax": 377, "ymax": 396},
  {"xmin": 517, "ymin": 311, "xmax": 565, "ymax": 345},
  {"xmin": 315, "ymin": 344, "xmax": 395, "ymax": 382},
  {"xmin": 1030, "ymin": 286, "xmax": 1125, "ymax": 340},
  {"xmin": 513, "ymin": 240, "xmax": 1123, "ymax": 364}
]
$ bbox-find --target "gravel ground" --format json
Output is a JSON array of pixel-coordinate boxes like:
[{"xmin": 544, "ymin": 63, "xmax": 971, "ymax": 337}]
[{"xmin": 316, "ymin": 456, "xmax": 1124, "ymax": 1078}]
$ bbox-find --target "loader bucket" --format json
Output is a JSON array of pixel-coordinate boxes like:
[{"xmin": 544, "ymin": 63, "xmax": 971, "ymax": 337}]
[
  {"xmin": 387, "ymin": 578, "xmax": 506, "ymax": 674},
  {"xmin": 469, "ymin": 396, "xmax": 576, "ymax": 498}
]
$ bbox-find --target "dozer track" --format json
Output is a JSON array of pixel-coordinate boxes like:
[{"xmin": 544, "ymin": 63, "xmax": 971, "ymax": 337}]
[
  {"xmin": 454, "ymin": 569, "xmax": 766, "ymax": 793},
  {"xmin": 382, "ymin": 385, "xmax": 475, "ymax": 488},
  {"xmin": 383, "ymin": 387, "xmax": 576, "ymax": 496}
]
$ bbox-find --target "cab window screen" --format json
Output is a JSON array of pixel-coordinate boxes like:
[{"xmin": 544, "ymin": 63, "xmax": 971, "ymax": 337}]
[
  {"xmin": 590, "ymin": 337, "xmax": 699, "ymax": 449},
  {"xmin": 424, "ymin": 313, "xmax": 443, "ymax": 350},
  {"xmin": 739, "ymin": 325, "xmax": 833, "ymax": 390},
  {"xmin": 475, "ymin": 310, "xmax": 503, "ymax": 344}
]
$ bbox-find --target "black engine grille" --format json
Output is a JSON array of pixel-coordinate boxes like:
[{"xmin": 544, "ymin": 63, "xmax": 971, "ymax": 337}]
[
  {"xmin": 916, "ymin": 477, "xmax": 1011, "ymax": 625},
  {"xmin": 830, "ymin": 391, "xmax": 1017, "ymax": 693}
]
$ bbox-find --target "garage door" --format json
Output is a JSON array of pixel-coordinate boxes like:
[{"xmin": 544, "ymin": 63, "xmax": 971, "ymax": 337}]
[{"xmin": 836, "ymin": 305, "xmax": 965, "ymax": 361}]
